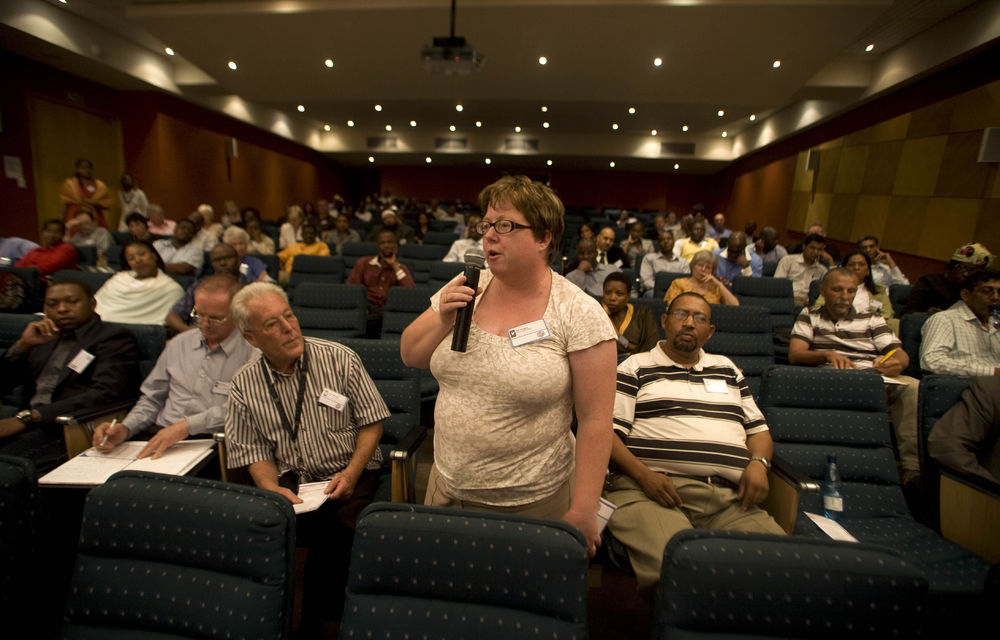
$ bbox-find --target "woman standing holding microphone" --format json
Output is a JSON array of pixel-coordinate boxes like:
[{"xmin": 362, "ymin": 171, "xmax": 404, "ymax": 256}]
[{"xmin": 401, "ymin": 176, "xmax": 616, "ymax": 555}]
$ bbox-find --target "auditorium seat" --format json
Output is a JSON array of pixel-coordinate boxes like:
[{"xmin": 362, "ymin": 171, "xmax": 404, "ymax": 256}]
[
  {"xmin": 168, "ymin": 273, "xmax": 194, "ymax": 291},
  {"xmin": 74, "ymin": 245, "xmax": 97, "ymax": 267},
  {"xmin": 53, "ymin": 269, "xmax": 111, "ymax": 293},
  {"xmin": 731, "ymin": 276, "xmax": 798, "ymax": 328},
  {"xmin": 0, "ymin": 314, "xmax": 40, "ymax": 416},
  {"xmin": 653, "ymin": 271, "xmax": 686, "ymax": 300},
  {"xmin": 889, "ymin": 283, "xmax": 913, "ymax": 316},
  {"xmin": 703, "ymin": 304, "xmax": 774, "ymax": 398},
  {"xmin": 0, "ymin": 266, "xmax": 44, "ymax": 313},
  {"xmin": 60, "ymin": 471, "xmax": 296, "ymax": 639},
  {"xmin": 287, "ymin": 254, "xmax": 346, "ymax": 289},
  {"xmin": 653, "ymin": 529, "xmax": 928, "ymax": 639},
  {"xmin": 428, "ymin": 260, "xmax": 463, "ymax": 288},
  {"xmin": 340, "ymin": 241, "xmax": 377, "ymax": 268},
  {"xmin": 381, "ymin": 286, "xmax": 434, "ymax": 340},
  {"xmin": 338, "ymin": 336, "xmax": 438, "ymax": 405},
  {"xmin": 759, "ymin": 365, "xmax": 993, "ymax": 630},
  {"xmin": 249, "ymin": 252, "xmax": 280, "ymax": 280},
  {"xmin": 762, "ymin": 260, "xmax": 779, "ymax": 277},
  {"xmin": 428, "ymin": 219, "xmax": 457, "ymax": 233},
  {"xmin": 291, "ymin": 282, "xmax": 366, "ymax": 340},
  {"xmin": 0, "ymin": 456, "xmax": 38, "ymax": 623},
  {"xmin": 899, "ymin": 313, "xmax": 928, "ymax": 379},
  {"xmin": 340, "ymin": 503, "xmax": 589, "ymax": 640},
  {"xmin": 421, "ymin": 231, "xmax": 459, "ymax": 247}
]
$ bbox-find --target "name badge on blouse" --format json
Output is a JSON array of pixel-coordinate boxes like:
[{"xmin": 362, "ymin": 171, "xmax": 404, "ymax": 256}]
[
  {"xmin": 66, "ymin": 349, "xmax": 95, "ymax": 374},
  {"xmin": 319, "ymin": 388, "xmax": 348, "ymax": 411},
  {"xmin": 703, "ymin": 378, "xmax": 728, "ymax": 394},
  {"xmin": 508, "ymin": 319, "xmax": 551, "ymax": 348},
  {"xmin": 212, "ymin": 381, "xmax": 231, "ymax": 395},
  {"xmin": 239, "ymin": 262, "xmax": 249, "ymax": 275}
]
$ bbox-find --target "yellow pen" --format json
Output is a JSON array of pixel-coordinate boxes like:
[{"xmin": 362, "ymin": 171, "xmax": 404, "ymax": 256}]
[{"xmin": 878, "ymin": 348, "xmax": 898, "ymax": 365}]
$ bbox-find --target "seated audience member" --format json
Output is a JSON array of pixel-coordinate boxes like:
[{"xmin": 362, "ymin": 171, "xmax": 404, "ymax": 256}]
[
  {"xmin": 277, "ymin": 223, "xmax": 330, "ymax": 284},
  {"xmin": 602, "ymin": 272, "xmax": 658, "ymax": 356},
  {"xmin": 639, "ymin": 231, "xmax": 690, "ymax": 297},
  {"xmin": 576, "ymin": 222, "xmax": 596, "ymax": 243},
  {"xmin": 0, "ymin": 278, "xmax": 139, "ymax": 471},
  {"xmin": 188, "ymin": 209, "xmax": 219, "ymax": 252},
  {"xmin": 222, "ymin": 200, "xmax": 243, "ymax": 229},
  {"xmin": 774, "ymin": 232, "xmax": 828, "ymax": 306},
  {"xmin": 95, "ymin": 239, "xmax": 184, "ymax": 325},
  {"xmin": 664, "ymin": 250, "xmax": 739, "ymax": 307},
  {"xmin": 647, "ymin": 213, "xmax": 667, "ymax": 240},
  {"xmin": 567, "ymin": 238, "xmax": 620, "ymax": 297},
  {"xmin": 919, "ymin": 269, "xmax": 1000, "ymax": 376},
  {"xmin": 744, "ymin": 220, "xmax": 759, "ymax": 244},
  {"xmin": 442, "ymin": 214, "xmax": 484, "ymax": 262},
  {"xmin": 224, "ymin": 282, "xmax": 389, "ymax": 633},
  {"xmin": 279, "ymin": 205, "xmax": 305, "ymax": 250},
  {"xmin": 413, "ymin": 211, "xmax": 432, "ymax": 243},
  {"xmin": 787, "ymin": 223, "xmax": 839, "ymax": 265},
  {"xmin": 116, "ymin": 172, "xmax": 148, "ymax": 231},
  {"xmin": 857, "ymin": 235, "xmax": 909, "ymax": 290},
  {"xmin": 816, "ymin": 251, "xmax": 896, "ymax": 333},
  {"xmin": 620, "ymin": 222, "xmax": 654, "ymax": 268},
  {"xmin": 166, "ymin": 243, "xmax": 253, "ymax": 334},
  {"xmin": 145, "ymin": 204, "xmax": 175, "ymax": 236},
  {"xmin": 604, "ymin": 292, "xmax": 783, "ymax": 591},
  {"xmin": 94, "ymin": 275, "xmax": 256, "ymax": 459},
  {"xmin": 16, "ymin": 219, "xmax": 79, "ymax": 276},
  {"xmin": 615, "ymin": 209, "xmax": 638, "ymax": 230},
  {"xmin": 0, "ymin": 235, "xmax": 39, "ymax": 264},
  {"xmin": 245, "ymin": 217, "xmax": 275, "ymax": 255},
  {"xmin": 199, "ymin": 203, "xmax": 224, "ymax": 237},
  {"xmin": 432, "ymin": 201, "xmax": 463, "ymax": 224},
  {"xmin": 752, "ymin": 226, "xmax": 787, "ymax": 263},
  {"xmin": 153, "ymin": 218, "xmax": 203, "ymax": 276},
  {"xmin": 368, "ymin": 208, "xmax": 416, "ymax": 245},
  {"xmin": 123, "ymin": 212, "xmax": 152, "ymax": 242},
  {"xmin": 222, "ymin": 226, "xmax": 271, "ymax": 282},
  {"xmin": 674, "ymin": 219, "xmax": 719, "ymax": 262},
  {"xmin": 347, "ymin": 229, "xmax": 415, "ymax": 328},
  {"xmin": 66, "ymin": 210, "xmax": 115, "ymax": 265},
  {"xmin": 663, "ymin": 211, "xmax": 683, "ymax": 240},
  {"xmin": 713, "ymin": 231, "xmax": 762, "ymax": 287},
  {"xmin": 789, "ymin": 268, "xmax": 920, "ymax": 486},
  {"xmin": 904, "ymin": 242, "xmax": 993, "ymax": 315},
  {"xmin": 596, "ymin": 226, "xmax": 630, "ymax": 268},
  {"xmin": 928, "ymin": 376, "xmax": 1000, "ymax": 484},
  {"xmin": 706, "ymin": 212, "xmax": 732, "ymax": 245},
  {"xmin": 326, "ymin": 213, "xmax": 361, "ymax": 254}
]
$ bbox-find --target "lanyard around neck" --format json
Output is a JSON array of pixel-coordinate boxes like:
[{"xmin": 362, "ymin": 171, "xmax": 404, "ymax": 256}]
[{"xmin": 260, "ymin": 345, "xmax": 308, "ymax": 443}]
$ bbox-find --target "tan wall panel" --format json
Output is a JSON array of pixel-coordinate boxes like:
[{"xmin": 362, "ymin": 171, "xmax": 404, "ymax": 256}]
[
  {"xmin": 816, "ymin": 137, "xmax": 845, "ymax": 152},
  {"xmin": 861, "ymin": 140, "xmax": 904, "ymax": 195},
  {"xmin": 815, "ymin": 146, "xmax": 842, "ymax": 194},
  {"xmin": 950, "ymin": 81, "xmax": 1000, "ymax": 132},
  {"xmin": 990, "ymin": 164, "xmax": 1000, "ymax": 198},
  {"xmin": 893, "ymin": 136, "xmax": 947, "ymax": 196},
  {"xmin": 827, "ymin": 193, "xmax": 858, "ymax": 240},
  {"xmin": 851, "ymin": 195, "xmax": 892, "ymax": 243},
  {"xmin": 834, "ymin": 145, "xmax": 869, "ymax": 193},
  {"xmin": 936, "ymin": 131, "xmax": 994, "ymax": 198},
  {"xmin": 919, "ymin": 198, "xmax": 982, "ymax": 261},
  {"xmin": 845, "ymin": 114, "xmax": 910, "ymax": 146},
  {"xmin": 906, "ymin": 98, "xmax": 956, "ymax": 139},
  {"xmin": 792, "ymin": 151, "xmax": 813, "ymax": 192},
  {"xmin": 882, "ymin": 196, "xmax": 929, "ymax": 250},
  {"xmin": 973, "ymin": 198, "xmax": 1000, "ymax": 253},
  {"xmin": 787, "ymin": 190, "xmax": 811, "ymax": 233},
  {"xmin": 803, "ymin": 193, "xmax": 832, "ymax": 231}
]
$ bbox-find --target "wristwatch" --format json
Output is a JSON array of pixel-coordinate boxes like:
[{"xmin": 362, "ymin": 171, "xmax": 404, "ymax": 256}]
[
  {"xmin": 749, "ymin": 455, "xmax": 771, "ymax": 471},
  {"xmin": 15, "ymin": 409, "xmax": 38, "ymax": 425}
]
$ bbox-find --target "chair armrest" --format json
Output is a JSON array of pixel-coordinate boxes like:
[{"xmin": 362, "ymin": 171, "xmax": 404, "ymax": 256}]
[
  {"xmin": 212, "ymin": 432, "xmax": 251, "ymax": 485},
  {"xmin": 762, "ymin": 455, "xmax": 820, "ymax": 534},
  {"xmin": 56, "ymin": 401, "xmax": 135, "ymax": 458},
  {"xmin": 389, "ymin": 425, "xmax": 430, "ymax": 503},
  {"xmin": 938, "ymin": 466, "xmax": 1000, "ymax": 563}
]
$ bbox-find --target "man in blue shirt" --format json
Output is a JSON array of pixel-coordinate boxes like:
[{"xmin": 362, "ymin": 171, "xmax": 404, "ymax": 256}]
[{"xmin": 714, "ymin": 232, "xmax": 762, "ymax": 288}]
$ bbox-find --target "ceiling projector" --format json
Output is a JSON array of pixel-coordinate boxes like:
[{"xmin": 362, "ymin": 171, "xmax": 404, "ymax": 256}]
[{"xmin": 421, "ymin": 36, "xmax": 484, "ymax": 76}]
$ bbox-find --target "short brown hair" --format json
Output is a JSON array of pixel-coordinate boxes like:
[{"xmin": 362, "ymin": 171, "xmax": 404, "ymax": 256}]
[{"xmin": 477, "ymin": 175, "xmax": 564, "ymax": 263}]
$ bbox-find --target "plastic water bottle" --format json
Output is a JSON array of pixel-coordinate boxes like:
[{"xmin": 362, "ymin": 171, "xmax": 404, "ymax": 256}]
[
  {"xmin": 991, "ymin": 305, "xmax": 999, "ymax": 331},
  {"xmin": 822, "ymin": 455, "xmax": 844, "ymax": 521}
]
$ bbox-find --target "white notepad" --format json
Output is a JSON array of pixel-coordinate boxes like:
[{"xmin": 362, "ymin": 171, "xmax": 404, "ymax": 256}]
[{"xmin": 39, "ymin": 440, "xmax": 216, "ymax": 487}]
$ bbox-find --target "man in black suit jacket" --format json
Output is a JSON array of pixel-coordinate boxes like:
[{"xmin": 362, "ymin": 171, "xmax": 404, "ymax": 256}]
[
  {"xmin": 596, "ymin": 226, "xmax": 630, "ymax": 268},
  {"xmin": 0, "ymin": 277, "xmax": 140, "ymax": 471}
]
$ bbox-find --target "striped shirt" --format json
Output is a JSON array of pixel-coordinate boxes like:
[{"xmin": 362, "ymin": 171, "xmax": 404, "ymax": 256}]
[
  {"xmin": 614, "ymin": 345, "xmax": 768, "ymax": 484},
  {"xmin": 225, "ymin": 337, "xmax": 390, "ymax": 479},
  {"xmin": 791, "ymin": 306, "xmax": 900, "ymax": 368},
  {"xmin": 920, "ymin": 300, "xmax": 1000, "ymax": 376}
]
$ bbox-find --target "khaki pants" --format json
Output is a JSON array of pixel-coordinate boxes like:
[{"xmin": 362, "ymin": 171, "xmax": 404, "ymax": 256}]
[
  {"xmin": 424, "ymin": 463, "xmax": 572, "ymax": 521},
  {"xmin": 886, "ymin": 376, "xmax": 920, "ymax": 474},
  {"xmin": 604, "ymin": 474, "xmax": 784, "ymax": 592}
]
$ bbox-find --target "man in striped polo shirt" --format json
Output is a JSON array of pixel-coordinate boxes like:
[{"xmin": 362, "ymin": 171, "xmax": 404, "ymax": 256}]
[
  {"xmin": 789, "ymin": 267, "xmax": 920, "ymax": 487},
  {"xmin": 604, "ymin": 292, "xmax": 783, "ymax": 592}
]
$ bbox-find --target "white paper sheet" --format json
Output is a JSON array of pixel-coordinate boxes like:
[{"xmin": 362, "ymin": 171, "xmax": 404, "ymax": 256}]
[
  {"xmin": 39, "ymin": 440, "xmax": 215, "ymax": 486},
  {"xmin": 293, "ymin": 481, "xmax": 330, "ymax": 514},
  {"xmin": 805, "ymin": 512, "xmax": 858, "ymax": 542}
]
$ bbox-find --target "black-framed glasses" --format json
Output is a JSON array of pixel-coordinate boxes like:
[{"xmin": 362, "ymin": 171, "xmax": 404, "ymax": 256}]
[
  {"xmin": 475, "ymin": 220, "xmax": 533, "ymax": 235},
  {"xmin": 189, "ymin": 309, "xmax": 231, "ymax": 327},
  {"xmin": 667, "ymin": 309, "xmax": 710, "ymax": 326}
]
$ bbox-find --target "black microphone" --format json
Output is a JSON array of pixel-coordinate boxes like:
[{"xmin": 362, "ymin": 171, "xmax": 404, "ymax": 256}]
[{"xmin": 451, "ymin": 247, "xmax": 486, "ymax": 352}]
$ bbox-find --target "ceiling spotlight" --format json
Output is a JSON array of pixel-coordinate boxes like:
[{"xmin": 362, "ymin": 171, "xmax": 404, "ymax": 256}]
[
  {"xmin": 385, "ymin": 124, "xmax": 392, "ymax": 131},
  {"xmin": 347, "ymin": 120, "xmax": 355, "ymax": 127},
  {"xmin": 227, "ymin": 60, "xmax": 238, "ymax": 70},
  {"xmin": 772, "ymin": 60, "xmax": 781, "ymax": 68},
  {"xmin": 717, "ymin": 109, "xmax": 724, "ymax": 117},
  {"xmin": 324, "ymin": 58, "xmax": 334, "ymax": 68},
  {"xmin": 653, "ymin": 57, "xmax": 662, "ymax": 67},
  {"xmin": 368, "ymin": 156, "xmax": 375, "ymax": 163},
  {"xmin": 455, "ymin": 104, "xmax": 464, "ymax": 112},
  {"xmin": 651, "ymin": 129, "xmax": 657, "ymax": 136},
  {"xmin": 475, "ymin": 121, "xmax": 482, "ymax": 128},
  {"xmin": 425, "ymin": 156, "xmax": 432, "ymax": 164},
  {"xmin": 514, "ymin": 126, "xmax": 521, "ymax": 133},
  {"xmin": 721, "ymin": 131, "xmax": 728, "ymax": 138},
  {"xmin": 682, "ymin": 125, "xmax": 689, "ymax": 132},
  {"xmin": 58, "ymin": 0, "xmax": 67, "ymax": 3},
  {"xmin": 612, "ymin": 123, "xmax": 619, "ymax": 130},
  {"xmin": 449, "ymin": 125, "xmax": 456, "ymax": 132},
  {"xmin": 546, "ymin": 159, "xmax": 553, "ymax": 166},
  {"xmin": 374, "ymin": 104, "xmax": 382, "ymax": 112},
  {"xmin": 323, "ymin": 124, "xmax": 331, "ymax": 131},
  {"xmin": 543, "ymin": 122, "xmax": 550, "ymax": 129},
  {"xmin": 673, "ymin": 163, "xmax": 680, "ymax": 170},
  {"xmin": 609, "ymin": 161, "xmax": 616, "ymax": 168},
  {"xmin": 538, "ymin": 56, "xmax": 548, "ymax": 65},
  {"xmin": 540, "ymin": 105, "xmax": 548, "ymax": 112},
  {"xmin": 865, "ymin": 43, "xmax": 875, "ymax": 52},
  {"xmin": 410, "ymin": 120, "xmax": 417, "ymax": 127},
  {"xmin": 485, "ymin": 158, "xmax": 492, "ymax": 165},
  {"xmin": 749, "ymin": 114, "xmax": 756, "ymax": 121},
  {"xmin": 297, "ymin": 105, "xmax": 305, "ymax": 112},
  {"xmin": 628, "ymin": 106, "xmax": 636, "ymax": 115},
  {"xmin": 164, "ymin": 47, "xmax": 175, "ymax": 56}
]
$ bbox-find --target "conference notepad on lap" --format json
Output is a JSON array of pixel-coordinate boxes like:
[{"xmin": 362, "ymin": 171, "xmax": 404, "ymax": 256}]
[{"xmin": 39, "ymin": 440, "xmax": 215, "ymax": 487}]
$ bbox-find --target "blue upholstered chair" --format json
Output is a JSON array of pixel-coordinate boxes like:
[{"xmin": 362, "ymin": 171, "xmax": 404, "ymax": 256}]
[
  {"xmin": 653, "ymin": 271, "xmax": 686, "ymax": 300},
  {"xmin": 287, "ymin": 254, "xmax": 346, "ymax": 289},
  {"xmin": 0, "ymin": 313, "xmax": 36, "ymax": 413},
  {"xmin": 759, "ymin": 366, "xmax": 993, "ymax": 629},
  {"xmin": 0, "ymin": 266, "xmax": 44, "ymax": 313},
  {"xmin": 60, "ymin": 471, "xmax": 296, "ymax": 639},
  {"xmin": 248, "ymin": 252, "xmax": 280, "ymax": 280},
  {"xmin": 421, "ymin": 231, "xmax": 460, "ymax": 247},
  {"xmin": 731, "ymin": 276, "xmax": 798, "ymax": 329},
  {"xmin": 0, "ymin": 456, "xmax": 38, "ymax": 623},
  {"xmin": 428, "ymin": 260, "xmax": 464, "ymax": 288},
  {"xmin": 381, "ymin": 286, "xmax": 435, "ymax": 340},
  {"xmin": 762, "ymin": 259, "xmax": 779, "ymax": 277},
  {"xmin": 341, "ymin": 503, "xmax": 589, "ymax": 640},
  {"xmin": 340, "ymin": 241, "xmax": 377, "ymax": 269},
  {"xmin": 889, "ymin": 283, "xmax": 913, "ymax": 316},
  {"xmin": 654, "ymin": 529, "xmax": 929, "ymax": 639},
  {"xmin": 291, "ymin": 282, "xmax": 367, "ymax": 340},
  {"xmin": 53, "ymin": 269, "xmax": 112, "ymax": 293},
  {"xmin": 899, "ymin": 313, "xmax": 928, "ymax": 379},
  {"xmin": 703, "ymin": 304, "xmax": 774, "ymax": 398}
]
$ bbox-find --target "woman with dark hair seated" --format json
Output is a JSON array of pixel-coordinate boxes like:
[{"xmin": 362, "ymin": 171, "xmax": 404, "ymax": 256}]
[
  {"xmin": 817, "ymin": 250, "xmax": 897, "ymax": 334},
  {"xmin": 663, "ymin": 250, "xmax": 740, "ymax": 306},
  {"xmin": 602, "ymin": 272, "xmax": 659, "ymax": 356},
  {"xmin": 94, "ymin": 239, "xmax": 183, "ymax": 325}
]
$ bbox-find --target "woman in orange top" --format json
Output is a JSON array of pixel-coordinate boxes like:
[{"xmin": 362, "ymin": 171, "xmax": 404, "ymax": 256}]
[{"xmin": 60, "ymin": 159, "xmax": 111, "ymax": 228}]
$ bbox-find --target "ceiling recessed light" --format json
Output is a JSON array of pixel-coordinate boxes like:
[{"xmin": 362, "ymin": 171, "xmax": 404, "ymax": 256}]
[
  {"xmin": 323, "ymin": 124, "xmax": 331, "ymax": 131},
  {"xmin": 865, "ymin": 43, "xmax": 875, "ymax": 52},
  {"xmin": 612, "ymin": 123, "xmax": 619, "ymax": 130},
  {"xmin": 455, "ymin": 104, "xmax": 464, "ymax": 112},
  {"xmin": 749, "ymin": 114, "xmax": 756, "ymax": 121},
  {"xmin": 347, "ymin": 120, "xmax": 355, "ymax": 127},
  {"xmin": 772, "ymin": 60, "xmax": 781, "ymax": 68},
  {"xmin": 609, "ymin": 161, "xmax": 616, "ymax": 168},
  {"xmin": 682, "ymin": 125, "xmax": 689, "ymax": 132},
  {"xmin": 449, "ymin": 125, "xmax": 456, "ymax": 132},
  {"xmin": 538, "ymin": 56, "xmax": 548, "ymax": 65},
  {"xmin": 227, "ymin": 60, "xmax": 238, "ymax": 70},
  {"xmin": 628, "ymin": 106, "xmax": 636, "ymax": 115},
  {"xmin": 651, "ymin": 129, "xmax": 657, "ymax": 136},
  {"xmin": 717, "ymin": 109, "xmax": 724, "ymax": 117},
  {"xmin": 324, "ymin": 58, "xmax": 334, "ymax": 68},
  {"xmin": 653, "ymin": 57, "xmax": 663, "ymax": 67},
  {"xmin": 385, "ymin": 124, "xmax": 392, "ymax": 131},
  {"xmin": 546, "ymin": 159, "xmax": 553, "ymax": 166},
  {"xmin": 368, "ymin": 156, "xmax": 375, "ymax": 163},
  {"xmin": 543, "ymin": 122, "xmax": 550, "ymax": 129},
  {"xmin": 514, "ymin": 126, "xmax": 521, "ymax": 133},
  {"xmin": 58, "ymin": 0, "xmax": 67, "ymax": 4},
  {"xmin": 374, "ymin": 104, "xmax": 382, "ymax": 112},
  {"xmin": 475, "ymin": 121, "xmax": 482, "ymax": 128},
  {"xmin": 425, "ymin": 156, "xmax": 432, "ymax": 164},
  {"xmin": 164, "ymin": 47, "xmax": 175, "ymax": 56},
  {"xmin": 297, "ymin": 105, "xmax": 305, "ymax": 113},
  {"xmin": 673, "ymin": 163, "xmax": 680, "ymax": 170},
  {"xmin": 540, "ymin": 105, "xmax": 548, "ymax": 113},
  {"xmin": 485, "ymin": 158, "xmax": 492, "ymax": 165},
  {"xmin": 410, "ymin": 120, "xmax": 417, "ymax": 127},
  {"xmin": 721, "ymin": 131, "xmax": 728, "ymax": 138}
]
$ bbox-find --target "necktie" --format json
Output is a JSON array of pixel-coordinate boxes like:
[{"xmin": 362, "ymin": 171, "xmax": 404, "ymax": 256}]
[{"xmin": 598, "ymin": 251, "xmax": 606, "ymax": 264}]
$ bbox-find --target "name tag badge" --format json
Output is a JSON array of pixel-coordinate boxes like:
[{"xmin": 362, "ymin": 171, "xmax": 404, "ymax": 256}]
[
  {"xmin": 508, "ymin": 319, "xmax": 551, "ymax": 348},
  {"xmin": 239, "ymin": 262, "xmax": 249, "ymax": 275},
  {"xmin": 212, "ymin": 380, "xmax": 232, "ymax": 395},
  {"xmin": 703, "ymin": 378, "xmax": 728, "ymax": 394},
  {"xmin": 319, "ymin": 388, "xmax": 348, "ymax": 411},
  {"xmin": 66, "ymin": 349, "xmax": 95, "ymax": 374}
]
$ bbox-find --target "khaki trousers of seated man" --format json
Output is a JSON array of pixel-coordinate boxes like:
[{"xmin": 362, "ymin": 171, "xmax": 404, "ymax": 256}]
[
  {"xmin": 885, "ymin": 375, "xmax": 920, "ymax": 483},
  {"xmin": 604, "ymin": 474, "xmax": 785, "ymax": 592}
]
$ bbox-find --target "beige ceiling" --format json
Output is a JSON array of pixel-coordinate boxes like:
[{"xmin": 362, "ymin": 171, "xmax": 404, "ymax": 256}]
[{"xmin": 2, "ymin": 0, "xmax": 997, "ymax": 172}]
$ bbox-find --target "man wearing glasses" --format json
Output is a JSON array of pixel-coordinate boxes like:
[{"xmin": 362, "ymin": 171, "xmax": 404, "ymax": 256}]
[
  {"xmin": 93, "ymin": 274, "xmax": 257, "ymax": 458},
  {"xmin": 602, "ymin": 292, "xmax": 783, "ymax": 592}
]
